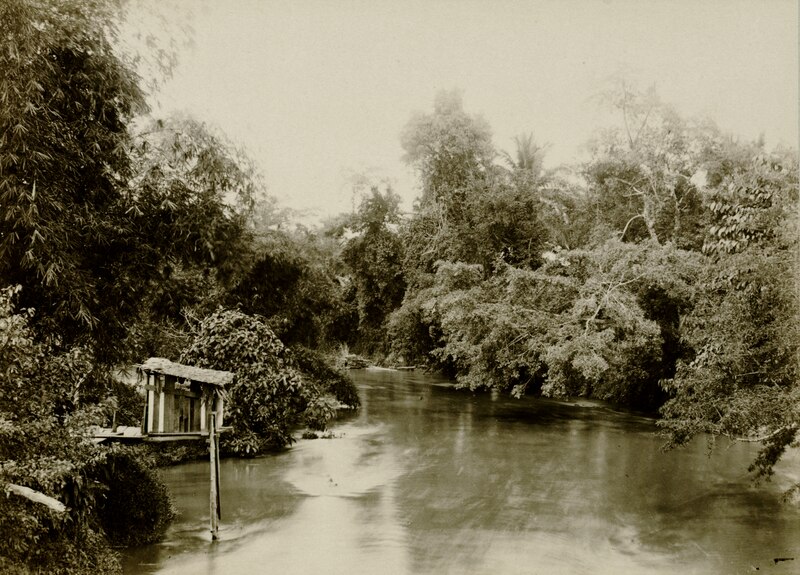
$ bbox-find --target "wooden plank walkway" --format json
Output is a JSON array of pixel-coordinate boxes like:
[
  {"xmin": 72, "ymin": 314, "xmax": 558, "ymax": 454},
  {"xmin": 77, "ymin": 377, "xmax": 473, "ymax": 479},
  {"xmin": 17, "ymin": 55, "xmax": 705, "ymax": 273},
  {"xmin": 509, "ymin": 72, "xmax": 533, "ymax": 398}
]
[
  {"xmin": 91, "ymin": 426, "xmax": 215, "ymax": 443},
  {"xmin": 91, "ymin": 425, "xmax": 144, "ymax": 443}
]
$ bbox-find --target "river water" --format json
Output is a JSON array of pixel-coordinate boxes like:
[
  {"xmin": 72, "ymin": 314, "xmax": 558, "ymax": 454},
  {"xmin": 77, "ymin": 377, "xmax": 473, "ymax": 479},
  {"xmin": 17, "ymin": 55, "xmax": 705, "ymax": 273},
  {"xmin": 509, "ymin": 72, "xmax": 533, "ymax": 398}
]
[{"xmin": 123, "ymin": 369, "xmax": 800, "ymax": 575}]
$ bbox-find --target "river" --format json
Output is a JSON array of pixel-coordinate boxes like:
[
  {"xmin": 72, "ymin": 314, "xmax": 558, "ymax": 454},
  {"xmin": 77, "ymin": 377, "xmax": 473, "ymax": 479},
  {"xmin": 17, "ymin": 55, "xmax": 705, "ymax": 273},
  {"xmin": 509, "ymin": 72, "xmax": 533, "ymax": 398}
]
[{"xmin": 123, "ymin": 369, "xmax": 800, "ymax": 575}]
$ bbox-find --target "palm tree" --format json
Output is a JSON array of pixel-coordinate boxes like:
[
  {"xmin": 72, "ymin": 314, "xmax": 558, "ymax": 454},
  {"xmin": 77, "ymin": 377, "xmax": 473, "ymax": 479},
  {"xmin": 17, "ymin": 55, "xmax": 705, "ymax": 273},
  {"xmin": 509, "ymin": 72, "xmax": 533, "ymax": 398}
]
[{"xmin": 501, "ymin": 133, "xmax": 547, "ymax": 185}]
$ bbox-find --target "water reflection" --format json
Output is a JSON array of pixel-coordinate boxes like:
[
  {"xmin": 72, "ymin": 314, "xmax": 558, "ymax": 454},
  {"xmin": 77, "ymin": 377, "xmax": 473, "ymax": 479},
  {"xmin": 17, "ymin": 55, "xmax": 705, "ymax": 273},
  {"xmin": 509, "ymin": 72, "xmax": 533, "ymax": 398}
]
[{"xmin": 124, "ymin": 369, "xmax": 800, "ymax": 574}]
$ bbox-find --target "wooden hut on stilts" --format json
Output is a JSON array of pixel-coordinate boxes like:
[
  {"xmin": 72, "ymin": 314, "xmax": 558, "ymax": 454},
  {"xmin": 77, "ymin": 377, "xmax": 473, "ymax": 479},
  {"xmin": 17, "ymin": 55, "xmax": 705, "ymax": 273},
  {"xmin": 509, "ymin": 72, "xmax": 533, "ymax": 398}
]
[
  {"xmin": 93, "ymin": 357, "xmax": 234, "ymax": 539},
  {"xmin": 138, "ymin": 357, "xmax": 232, "ymax": 440}
]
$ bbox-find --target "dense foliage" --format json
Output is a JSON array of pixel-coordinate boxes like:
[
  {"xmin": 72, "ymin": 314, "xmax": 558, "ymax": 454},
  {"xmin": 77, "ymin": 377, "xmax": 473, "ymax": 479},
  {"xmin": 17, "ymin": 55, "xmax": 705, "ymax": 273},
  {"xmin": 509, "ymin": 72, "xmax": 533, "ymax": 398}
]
[
  {"xmin": 0, "ymin": 1, "xmax": 356, "ymax": 571},
  {"xmin": 290, "ymin": 346, "xmax": 361, "ymax": 410},
  {"xmin": 0, "ymin": 0, "xmax": 146, "ymax": 364},
  {"xmin": 180, "ymin": 309, "xmax": 305, "ymax": 455},
  {"xmin": 398, "ymin": 91, "xmax": 550, "ymax": 283},
  {"xmin": 379, "ymin": 89, "xmax": 798, "ymax": 486},
  {"xmin": 225, "ymin": 227, "xmax": 347, "ymax": 348},
  {"xmin": 0, "ymin": 0, "xmax": 264, "ymax": 367},
  {"xmin": 583, "ymin": 86, "xmax": 709, "ymax": 249},
  {"xmin": 389, "ymin": 241, "xmax": 701, "ymax": 411},
  {"xmin": 659, "ymin": 152, "xmax": 799, "ymax": 485},
  {"xmin": 180, "ymin": 309, "xmax": 359, "ymax": 456},
  {"xmin": 0, "ymin": 287, "xmax": 173, "ymax": 574},
  {"xmin": 326, "ymin": 186, "xmax": 406, "ymax": 354}
]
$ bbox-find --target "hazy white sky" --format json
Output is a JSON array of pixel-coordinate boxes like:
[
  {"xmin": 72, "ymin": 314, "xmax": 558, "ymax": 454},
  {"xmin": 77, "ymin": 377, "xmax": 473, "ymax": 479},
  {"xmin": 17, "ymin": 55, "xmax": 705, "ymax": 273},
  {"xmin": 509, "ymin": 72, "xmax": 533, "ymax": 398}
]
[{"xmin": 152, "ymin": 0, "xmax": 798, "ymax": 223}]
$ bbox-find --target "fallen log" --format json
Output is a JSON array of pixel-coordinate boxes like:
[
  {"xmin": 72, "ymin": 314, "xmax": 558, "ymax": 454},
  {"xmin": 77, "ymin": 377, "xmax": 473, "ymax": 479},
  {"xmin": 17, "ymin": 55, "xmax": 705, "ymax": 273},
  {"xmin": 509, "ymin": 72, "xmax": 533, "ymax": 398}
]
[{"xmin": 5, "ymin": 484, "xmax": 66, "ymax": 513}]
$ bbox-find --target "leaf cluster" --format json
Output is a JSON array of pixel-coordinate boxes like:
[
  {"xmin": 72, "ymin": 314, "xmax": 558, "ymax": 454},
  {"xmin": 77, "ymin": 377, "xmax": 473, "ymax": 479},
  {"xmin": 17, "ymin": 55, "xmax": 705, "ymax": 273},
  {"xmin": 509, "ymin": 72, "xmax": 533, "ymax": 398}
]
[{"xmin": 0, "ymin": 0, "xmax": 147, "ymax": 360}]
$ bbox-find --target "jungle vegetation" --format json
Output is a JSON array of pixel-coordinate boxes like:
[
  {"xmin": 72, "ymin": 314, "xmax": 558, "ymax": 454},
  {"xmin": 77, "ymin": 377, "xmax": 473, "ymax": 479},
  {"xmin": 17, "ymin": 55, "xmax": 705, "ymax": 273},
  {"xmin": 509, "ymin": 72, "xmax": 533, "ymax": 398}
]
[
  {"xmin": 0, "ymin": 1, "xmax": 356, "ymax": 572},
  {"xmin": 0, "ymin": 0, "xmax": 797, "ymax": 572}
]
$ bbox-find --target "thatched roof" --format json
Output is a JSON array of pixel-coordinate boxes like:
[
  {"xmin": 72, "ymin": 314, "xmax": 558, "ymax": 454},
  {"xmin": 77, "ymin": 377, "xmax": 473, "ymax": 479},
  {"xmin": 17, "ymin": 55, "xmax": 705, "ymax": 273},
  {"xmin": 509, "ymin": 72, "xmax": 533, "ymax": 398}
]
[{"xmin": 138, "ymin": 357, "xmax": 234, "ymax": 387}]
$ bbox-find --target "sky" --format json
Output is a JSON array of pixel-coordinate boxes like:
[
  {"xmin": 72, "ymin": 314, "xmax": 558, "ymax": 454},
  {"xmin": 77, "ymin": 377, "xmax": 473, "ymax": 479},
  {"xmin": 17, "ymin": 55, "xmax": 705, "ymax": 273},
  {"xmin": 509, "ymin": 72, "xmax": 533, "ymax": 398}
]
[{"xmin": 147, "ymin": 0, "xmax": 798, "ymax": 224}]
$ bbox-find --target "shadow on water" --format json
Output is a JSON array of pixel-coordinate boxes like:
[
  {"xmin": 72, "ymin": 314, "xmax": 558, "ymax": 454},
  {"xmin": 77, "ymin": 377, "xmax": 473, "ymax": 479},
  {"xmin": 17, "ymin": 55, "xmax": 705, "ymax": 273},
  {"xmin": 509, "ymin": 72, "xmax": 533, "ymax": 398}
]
[{"xmin": 123, "ymin": 369, "xmax": 800, "ymax": 575}]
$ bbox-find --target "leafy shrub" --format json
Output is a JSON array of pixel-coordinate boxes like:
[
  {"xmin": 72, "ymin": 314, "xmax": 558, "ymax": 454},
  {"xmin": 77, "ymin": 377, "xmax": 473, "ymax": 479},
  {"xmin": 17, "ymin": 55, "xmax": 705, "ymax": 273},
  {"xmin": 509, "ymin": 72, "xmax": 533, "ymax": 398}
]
[
  {"xmin": 387, "ymin": 268, "xmax": 461, "ymax": 373},
  {"xmin": 92, "ymin": 447, "xmax": 175, "ymax": 547},
  {"xmin": 0, "ymin": 494, "xmax": 121, "ymax": 575},
  {"xmin": 180, "ymin": 309, "xmax": 307, "ymax": 455},
  {"xmin": 1, "ymin": 445, "xmax": 174, "ymax": 571},
  {"xmin": 303, "ymin": 395, "xmax": 341, "ymax": 431},
  {"xmin": 290, "ymin": 346, "xmax": 360, "ymax": 409},
  {"xmin": 386, "ymin": 287, "xmax": 440, "ymax": 367}
]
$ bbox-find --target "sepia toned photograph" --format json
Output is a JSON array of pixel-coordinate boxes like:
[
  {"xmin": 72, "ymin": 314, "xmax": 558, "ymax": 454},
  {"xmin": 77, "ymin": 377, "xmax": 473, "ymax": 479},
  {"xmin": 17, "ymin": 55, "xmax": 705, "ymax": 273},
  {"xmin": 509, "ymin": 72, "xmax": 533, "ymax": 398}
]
[{"xmin": 1, "ymin": 1, "xmax": 798, "ymax": 573}]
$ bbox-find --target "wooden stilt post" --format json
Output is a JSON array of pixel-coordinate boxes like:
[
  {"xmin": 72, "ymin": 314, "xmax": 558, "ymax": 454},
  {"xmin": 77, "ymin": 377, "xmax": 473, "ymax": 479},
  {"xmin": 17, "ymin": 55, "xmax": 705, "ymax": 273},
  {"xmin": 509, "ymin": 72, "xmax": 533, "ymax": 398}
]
[
  {"xmin": 209, "ymin": 411, "xmax": 219, "ymax": 539},
  {"xmin": 215, "ymin": 428, "xmax": 221, "ymax": 518}
]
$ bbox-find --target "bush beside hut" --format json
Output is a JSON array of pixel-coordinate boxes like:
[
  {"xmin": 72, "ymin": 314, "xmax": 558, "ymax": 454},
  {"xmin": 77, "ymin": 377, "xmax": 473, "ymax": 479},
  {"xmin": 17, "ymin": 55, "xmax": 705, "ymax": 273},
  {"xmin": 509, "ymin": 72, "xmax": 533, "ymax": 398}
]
[{"xmin": 180, "ymin": 309, "xmax": 360, "ymax": 456}]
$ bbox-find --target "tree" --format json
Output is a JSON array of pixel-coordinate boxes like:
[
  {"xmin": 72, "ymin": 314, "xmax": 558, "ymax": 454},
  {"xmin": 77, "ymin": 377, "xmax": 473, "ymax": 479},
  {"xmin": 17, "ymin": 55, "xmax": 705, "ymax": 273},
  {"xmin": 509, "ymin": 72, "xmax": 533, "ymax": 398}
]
[
  {"xmin": 1, "ymin": 2, "xmax": 259, "ymax": 365},
  {"xmin": 394, "ymin": 93, "xmax": 564, "ymax": 368},
  {"xmin": 387, "ymin": 238, "xmax": 702, "ymax": 412},
  {"xmin": 180, "ymin": 309, "xmax": 307, "ymax": 455},
  {"xmin": 659, "ymin": 148, "xmax": 799, "ymax": 487},
  {"xmin": 702, "ymin": 152, "xmax": 795, "ymax": 256},
  {"xmin": 0, "ymin": 0, "xmax": 147, "ymax": 362},
  {"xmin": 225, "ymin": 225, "xmax": 349, "ymax": 348},
  {"xmin": 400, "ymin": 91, "xmax": 497, "ymax": 280},
  {"xmin": 127, "ymin": 114, "xmax": 258, "ymax": 284},
  {"xmin": 337, "ymin": 186, "xmax": 406, "ymax": 352},
  {"xmin": 539, "ymin": 240, "xmax": 701, "ymax": 409},
  {"xmin": 120, "ymin": 115, "xmax": 263, "ymax": 358},
  {"xmin": 585, "ymin": 84, "xmax": 708, "ymax": 249},
  {"xmin": 401, "ymin": 90, "xmax": 494, "ymax": 209},
  {"xmin": 500, "ymin": 132, "xmax": 547, "ymax": 191},
  {"xmin": 401, "ymin": 92, "xmax": 551, "ymax": 278}
]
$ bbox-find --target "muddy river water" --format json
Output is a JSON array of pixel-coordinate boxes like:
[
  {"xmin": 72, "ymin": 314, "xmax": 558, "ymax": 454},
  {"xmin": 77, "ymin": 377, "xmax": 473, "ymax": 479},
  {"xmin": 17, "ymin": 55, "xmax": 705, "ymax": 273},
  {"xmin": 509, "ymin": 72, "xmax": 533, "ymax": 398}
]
[{"xmin": 123, "ymin": 369, "xmax": 800, "ymax": 574}]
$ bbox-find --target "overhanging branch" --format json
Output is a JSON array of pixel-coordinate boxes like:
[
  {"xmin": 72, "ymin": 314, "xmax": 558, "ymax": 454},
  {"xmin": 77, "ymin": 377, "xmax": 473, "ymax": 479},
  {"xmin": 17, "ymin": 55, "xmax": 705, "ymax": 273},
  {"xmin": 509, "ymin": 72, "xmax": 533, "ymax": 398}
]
[{"xmin": 723, "ymin": 423, "xmax": 798, "ymax": 444}]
